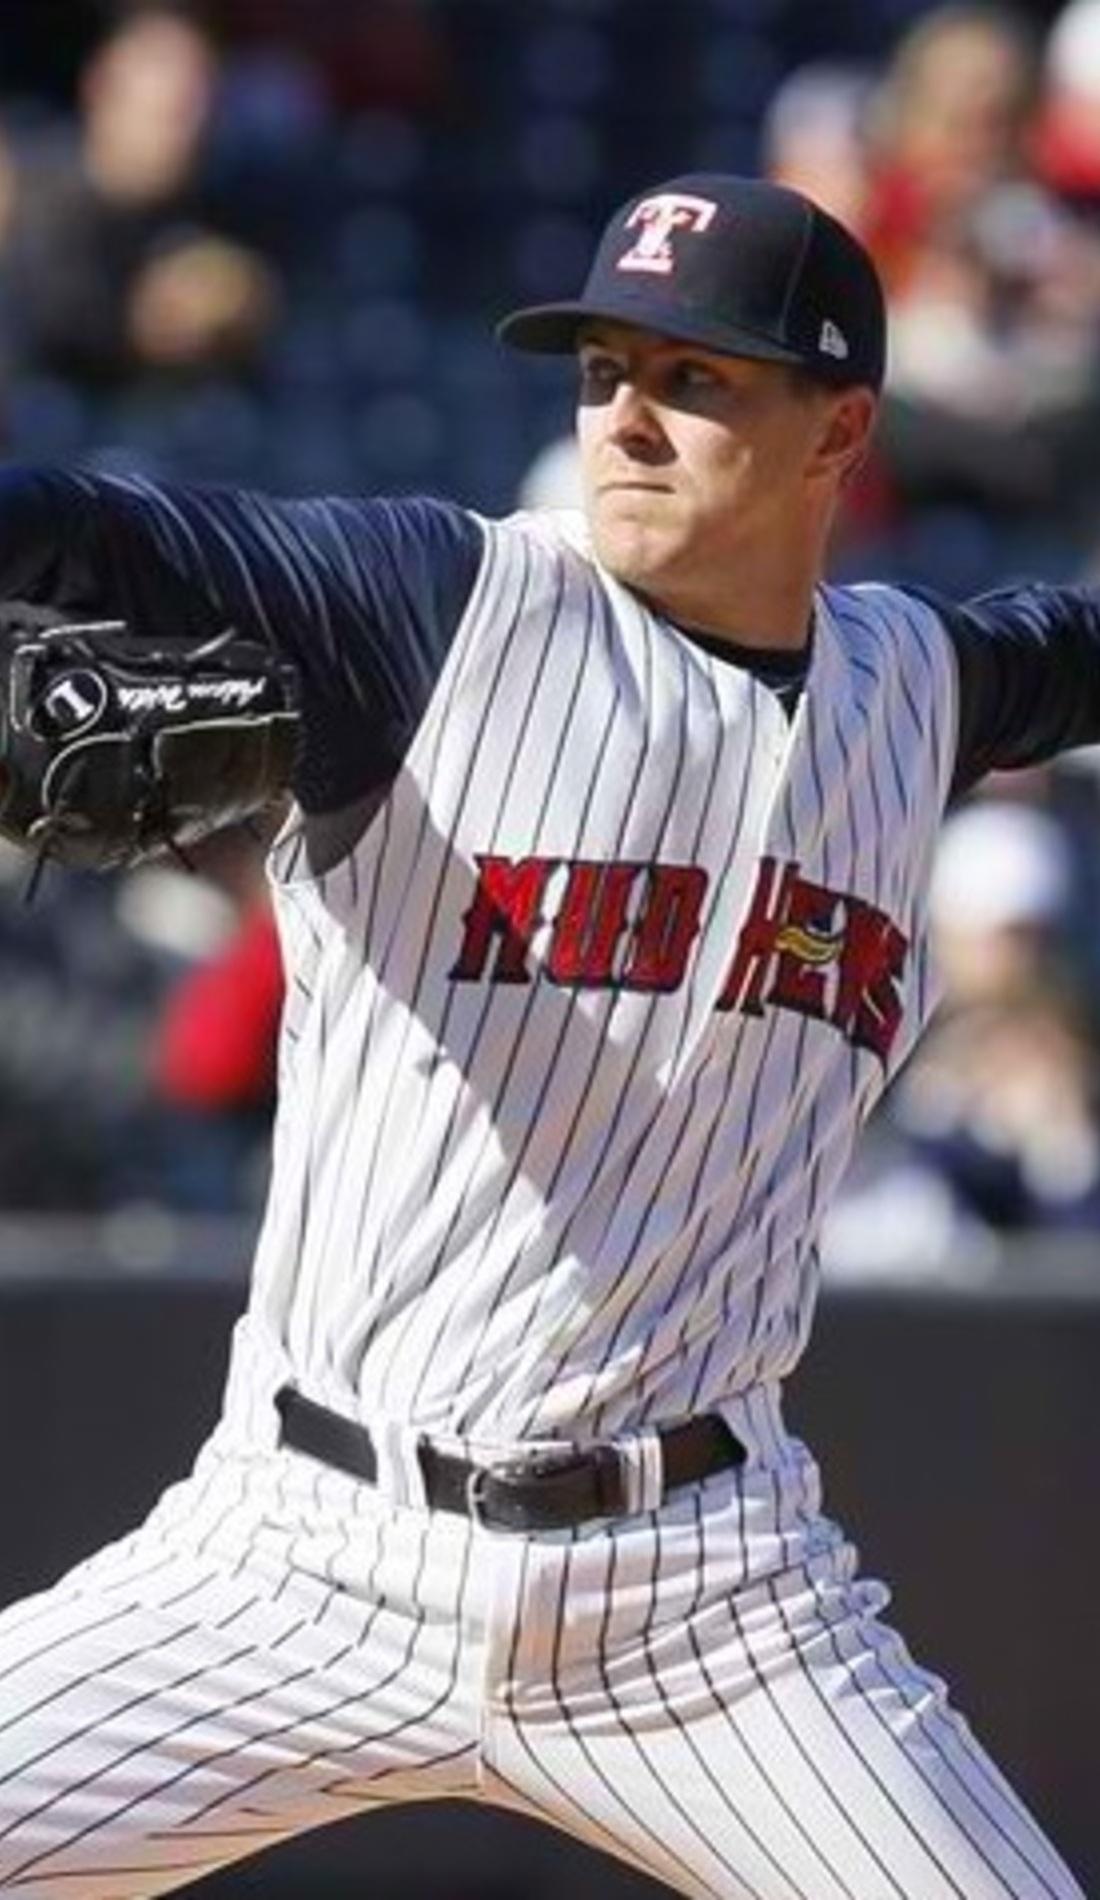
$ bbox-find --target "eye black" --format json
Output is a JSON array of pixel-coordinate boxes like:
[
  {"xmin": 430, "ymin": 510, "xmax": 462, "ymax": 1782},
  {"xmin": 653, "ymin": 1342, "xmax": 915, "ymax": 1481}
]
[{"xmin": 579, "ymin": 357, "xmax": 622, "ymax": 403}]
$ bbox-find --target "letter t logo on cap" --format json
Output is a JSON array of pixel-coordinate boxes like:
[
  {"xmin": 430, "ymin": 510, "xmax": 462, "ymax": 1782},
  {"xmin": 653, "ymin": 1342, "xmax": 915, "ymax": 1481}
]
[{"xmin": 617, "ymin": 192, "xmax": 718, "ymax": 276}]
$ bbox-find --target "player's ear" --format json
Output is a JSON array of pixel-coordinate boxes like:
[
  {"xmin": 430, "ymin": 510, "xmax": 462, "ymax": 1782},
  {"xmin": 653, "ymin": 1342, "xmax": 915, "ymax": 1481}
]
[{"xmin": 806, "ymin": 386, "xmax": 878, "ymax": 486}]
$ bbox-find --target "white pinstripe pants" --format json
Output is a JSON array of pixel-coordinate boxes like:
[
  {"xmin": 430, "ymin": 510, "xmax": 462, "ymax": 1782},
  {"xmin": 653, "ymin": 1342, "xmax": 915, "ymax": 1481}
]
[{"xmin": 0, "ymin": 1392, "xmax": 1084, "ymax": 1900}]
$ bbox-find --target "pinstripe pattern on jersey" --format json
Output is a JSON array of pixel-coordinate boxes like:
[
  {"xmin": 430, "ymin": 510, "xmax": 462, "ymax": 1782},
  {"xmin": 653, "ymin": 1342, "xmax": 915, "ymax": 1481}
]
[
  {"xmin": 221, "ymin": 513, "xmax": 962, "ymax": 1451},
  {"xmin": 0, "ymin": 476, "xmax": 1086, "ymax": 1897},
  {"xmin": 389, "ymin": 584, "xmax": 620, "ymax": 1419},
  {"xmin": 282, "ymin": 537, "xmax": 539, "ymax": 1376},
  {"xmin": 566, "ymin": 624, "xmax": 850, "ymax": 1413},
  {"xmin": 357, "ymin": 553, "xmax": 579, "ymax": 1408},
  {"xmin": 227, "ymin": 515, "xmax": 529, "ymax": 1414}
]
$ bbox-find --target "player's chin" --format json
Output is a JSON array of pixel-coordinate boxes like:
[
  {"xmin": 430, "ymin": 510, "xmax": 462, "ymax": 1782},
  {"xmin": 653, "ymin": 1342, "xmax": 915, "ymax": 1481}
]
[{"xmin": 590, "ymin": 497, "xmax": 684, "ymax": 589}]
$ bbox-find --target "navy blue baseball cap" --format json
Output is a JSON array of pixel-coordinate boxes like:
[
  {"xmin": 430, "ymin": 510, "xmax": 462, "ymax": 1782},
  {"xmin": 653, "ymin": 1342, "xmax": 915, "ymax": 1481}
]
[{"xmin": 497, "ymin": 173, "xmax": 886, "ymax": 391}]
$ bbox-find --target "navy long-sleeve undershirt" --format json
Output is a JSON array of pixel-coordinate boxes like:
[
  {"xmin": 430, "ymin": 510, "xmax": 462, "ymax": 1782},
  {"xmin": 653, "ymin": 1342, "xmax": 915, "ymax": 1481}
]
[
  {"xmin": 1, "ymin": 466, "xmax": 1099, "ymax": 811},
  {"xmin": 0, "ymin": 466, "xmax": 483, "ymax": 814},
  {"xmin": 928, "ymin": 585, "xmax": 1100, "ymax": 796}
]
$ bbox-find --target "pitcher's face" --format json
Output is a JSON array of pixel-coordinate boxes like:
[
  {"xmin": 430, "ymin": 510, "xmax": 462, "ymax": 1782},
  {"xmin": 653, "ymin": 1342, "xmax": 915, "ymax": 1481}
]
[{"xmin": 575, "ymin": 321, "xmax": 861, "ymax": 616}]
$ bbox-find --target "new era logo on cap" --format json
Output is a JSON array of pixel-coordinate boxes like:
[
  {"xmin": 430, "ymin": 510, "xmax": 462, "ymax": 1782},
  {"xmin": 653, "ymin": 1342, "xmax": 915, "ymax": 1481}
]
[
  {"xmin": 819, "ymin": 319, "xmax": 850, "ymax": 361},
  {"xmin": 617, "ymin": 193, "xmax": 718, "ymax": 277},
  {"xmin": 496, "ymin": 172, "xmax": 886, "ymax": 391}
]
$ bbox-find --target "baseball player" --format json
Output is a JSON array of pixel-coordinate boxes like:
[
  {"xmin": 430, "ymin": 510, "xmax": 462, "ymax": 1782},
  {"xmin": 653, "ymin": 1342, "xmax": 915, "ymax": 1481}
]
[{"xmin": 0, "ymin": 173, "xmax": 1090, "ymax": 1899}]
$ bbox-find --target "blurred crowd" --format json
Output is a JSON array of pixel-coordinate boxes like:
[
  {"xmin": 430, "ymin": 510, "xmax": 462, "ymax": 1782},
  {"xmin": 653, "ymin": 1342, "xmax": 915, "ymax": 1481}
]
[
  {"xmin": 772, "ymin": 0, "xmax": 1100, "ymax": 1275},
  {"xmin": 1, "ymin": 0, "xmax": 1100, "ymax": 1280}
]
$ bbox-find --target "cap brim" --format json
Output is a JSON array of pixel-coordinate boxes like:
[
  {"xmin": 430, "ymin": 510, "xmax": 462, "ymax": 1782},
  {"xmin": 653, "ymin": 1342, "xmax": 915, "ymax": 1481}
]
[{"xmin": 496, "ymin": 295, "xmax": 806, "ymax": 366}]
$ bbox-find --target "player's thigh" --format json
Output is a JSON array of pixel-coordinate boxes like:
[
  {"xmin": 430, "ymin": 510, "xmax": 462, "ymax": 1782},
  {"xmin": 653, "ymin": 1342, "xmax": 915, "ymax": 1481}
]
[
  {"xmin": 0, "ymin": 1515, "xmax": 477, "ymax": 1898},
  {"xmin": 490, "ymin": 1552, "xmax": 1084, "ymax": 1900}
]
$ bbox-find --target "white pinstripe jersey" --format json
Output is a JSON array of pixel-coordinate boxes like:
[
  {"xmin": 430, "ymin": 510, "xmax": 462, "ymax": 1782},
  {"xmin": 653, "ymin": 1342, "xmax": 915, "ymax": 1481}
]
[{"xmin": 233, "ymin": 506, "xmax": 957, "ymax": 1446}]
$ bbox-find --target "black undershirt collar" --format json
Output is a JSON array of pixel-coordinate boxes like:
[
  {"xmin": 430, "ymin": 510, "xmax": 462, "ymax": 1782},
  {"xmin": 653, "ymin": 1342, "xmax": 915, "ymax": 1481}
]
[{"xmin": 671, "ymin": 622, "xmax": 810, "ymax": 716}]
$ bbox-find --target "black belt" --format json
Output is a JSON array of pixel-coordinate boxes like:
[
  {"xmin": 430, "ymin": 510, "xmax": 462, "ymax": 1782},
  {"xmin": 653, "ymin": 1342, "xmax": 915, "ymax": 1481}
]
[{"xmin": 274, "ymin": 1385, "xmax": 746, "ymax": 1532}]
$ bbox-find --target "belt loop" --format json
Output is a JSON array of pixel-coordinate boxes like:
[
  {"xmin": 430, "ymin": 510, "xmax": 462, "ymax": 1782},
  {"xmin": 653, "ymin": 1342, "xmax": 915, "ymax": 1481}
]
[
  {"xmin": 613, "ymin": 1428, "xmax": 664, "ymax": 1516},
  {"xmin": 372, "ymin": 1416, "xmax": 430, "ymax": 1510}
]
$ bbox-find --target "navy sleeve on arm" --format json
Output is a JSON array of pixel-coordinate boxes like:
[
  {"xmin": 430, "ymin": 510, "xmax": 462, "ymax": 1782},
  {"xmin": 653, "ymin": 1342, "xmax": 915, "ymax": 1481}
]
[
  {"xmin": 0, "ymin": 466, "xmax": 484, "ymax": 811},
  {"xmin": 917, "ymin": 584, "xmax": 1100, "ymax": 798}
]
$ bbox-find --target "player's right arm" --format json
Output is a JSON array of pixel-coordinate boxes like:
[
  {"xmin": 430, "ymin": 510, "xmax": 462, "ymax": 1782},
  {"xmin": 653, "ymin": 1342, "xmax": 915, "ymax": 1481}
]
[{"xmin": 0, "ymin": 465, "xmax": 485, "ymax": 814}]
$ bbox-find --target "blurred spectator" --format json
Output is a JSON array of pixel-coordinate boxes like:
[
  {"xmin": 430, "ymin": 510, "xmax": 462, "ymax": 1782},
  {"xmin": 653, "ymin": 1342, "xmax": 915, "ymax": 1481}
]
[
  {"xmin": 149, "ymin": 823, "xmax": 283, "ymax": 1214},
  {"xmin": 828, "ymin": 3, "xmax": 1100, "ymax": 583},
  {"xmin": 864, "ymin": 3, "xmax": 1041, "ymax": 290},
  {"xmin": 757, "ymin": 61, "xmax": 900, "ymax": 567},
  {"xmin": 0, "ymin": 810, "xmax": 285, "ymax": 1217},
  {"xmin": 927, "ymin": 795, "xmax": 1075, "ymax": 1005},
  {"xmin": 761, "ymin": 61, "xmax": 877, "ymax": 235},
  {"xmin": 882, "ymin": 178, "xmax": 1100, "ymax": 426},
  {"xmin": 155, "ymin": 899, "xmax": 280, "ymax": 1109},
  {"xmin": 0, "ymin": 846, "xmax": 191, "ymax": 1210},
  {"xmin": 125, "ymin": 231, "xmax": 277, "ymax": 374},
  {"xmin": 895, "ymin": 986, "xmax": 1100, "ymax": 1234},
  {"xmin": 0, "ymin": 6, "xmax": 279, "ymax": 389},
  {"xmin": 1033, "ymin": 0, "xmax": 1100, "ymax": 215}
]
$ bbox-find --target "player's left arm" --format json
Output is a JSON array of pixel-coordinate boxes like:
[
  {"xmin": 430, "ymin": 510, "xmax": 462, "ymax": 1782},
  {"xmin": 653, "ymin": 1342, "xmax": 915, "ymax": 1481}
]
[
  {"xmin": 0, "ymin": 465, "xmax": 484, "ymax": 870},
  {"xmin": 919, "ymin": 583, "xmax": 1100, "ymax": 797},
  {"xmin": 0, "ymin": 465, "xmax": 483, "ymax": 816}
]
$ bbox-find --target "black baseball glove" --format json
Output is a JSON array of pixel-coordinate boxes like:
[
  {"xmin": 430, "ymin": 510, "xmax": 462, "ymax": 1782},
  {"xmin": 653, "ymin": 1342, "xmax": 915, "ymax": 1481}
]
[{"xmin": 0, "ymin": 602, "xmax": 301, "ymax": 875}]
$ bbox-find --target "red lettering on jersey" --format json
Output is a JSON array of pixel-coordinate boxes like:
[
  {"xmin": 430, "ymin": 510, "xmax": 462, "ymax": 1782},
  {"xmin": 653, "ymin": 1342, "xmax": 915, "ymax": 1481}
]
[
  {"xmin": 716, "ymin": 856, "xmax": 909, "ymax": 1062},
  {"xmin": 622, "ymin": 864, "xmax": 708, "ymax": 990},
  {"xmin": 547, "ymin": 861, "xmax": 640, "ymax": 985},
  {"xmin": 831, "ymin": 895, "xmax": 908, "ymax": 1060},
  {"xmin": 714, "ymin": 856, "xmax": 799, "ymax": 1013},
  {"xmin": 768, "ymin": 875, "xmax": 841, "ymax": 1021},
  {"xmin": 450, "ymin": 854, "xmax": 557, "ymax": 983},
  {"xmin": 449, "ymin": 852, "xmax": 909, "ymax": 1057}
]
